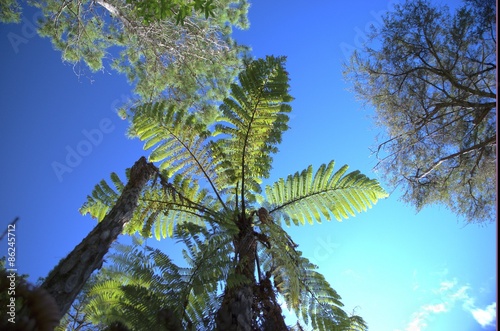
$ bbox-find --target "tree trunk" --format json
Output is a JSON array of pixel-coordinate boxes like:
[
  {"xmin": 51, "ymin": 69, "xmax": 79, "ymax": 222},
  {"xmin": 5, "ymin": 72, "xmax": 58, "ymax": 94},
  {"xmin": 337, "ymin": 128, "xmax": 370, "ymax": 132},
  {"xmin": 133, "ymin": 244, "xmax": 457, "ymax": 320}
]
[
  {"xmin": 216, "ymin": 284, "xmax": 254, "ymax": 331},
  {"xmin": 258, "ymin": 275, "xmax": 289, "ymax": 331},
  {"xmin": 40, "ymin": 156, "xmax": 156, "ymax": 317},
  {"xmin": 216, "ymin": 209, "xmax": 290, "ymax": 331},
  {"xmin": 216, "ymin": 217, "xmax": 256, "ymax": 331}
]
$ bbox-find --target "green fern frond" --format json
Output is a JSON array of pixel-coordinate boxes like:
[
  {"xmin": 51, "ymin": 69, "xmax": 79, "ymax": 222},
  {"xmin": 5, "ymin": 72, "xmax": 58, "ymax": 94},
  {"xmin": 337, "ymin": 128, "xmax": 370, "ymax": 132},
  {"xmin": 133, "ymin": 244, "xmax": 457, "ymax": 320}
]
[
  {"xmin": 130, "ymin": 100, "xmax": 227, "ymax": 207},
  {"xmin": 266, "ymin": 160, "xmax": 388, "ymax": 225},
  {"xmin": 125, "ymin": 173, "xmax": 220, "ymax": 240},
  {"xmin": 172, "ymin": 223, "xmax": 236, "ymax": 328},
  {"xmin": 85, "ymin": 232, "xmax": 231, "ymax": 330},
  {"xmin": 213, "ymin": 55, "xmax": 293, "ymax": 200},
  {"xmin": 84, "ymin": 279, "xmax": 127, "ymax": 322},
  {"xmin": 80, "ymin": 165, "xmax": 221, "ymax": 240},
  {"xmin": 85, "ymin": 241, "xmax": 180, "ymax": 329},
  {"xmin": 79, "ymin": 172, "xmax": 125, "ymax": 221}
]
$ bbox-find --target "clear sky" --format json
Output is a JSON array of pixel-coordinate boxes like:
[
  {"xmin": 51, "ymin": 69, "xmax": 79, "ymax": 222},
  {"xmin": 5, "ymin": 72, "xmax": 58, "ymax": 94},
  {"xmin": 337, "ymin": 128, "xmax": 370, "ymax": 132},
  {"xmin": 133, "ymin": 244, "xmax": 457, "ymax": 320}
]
[{"xmin": 0, "ymin": 1, "xmax": 497, "ymax": 330}]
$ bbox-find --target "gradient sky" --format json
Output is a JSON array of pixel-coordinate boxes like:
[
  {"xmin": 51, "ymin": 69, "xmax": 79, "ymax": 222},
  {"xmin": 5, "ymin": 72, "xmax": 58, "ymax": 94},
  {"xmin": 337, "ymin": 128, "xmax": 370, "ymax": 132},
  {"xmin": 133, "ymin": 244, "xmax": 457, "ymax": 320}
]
[{"xmin": 0, "ymin": 1, "xmax": 497, "ymax": 330}]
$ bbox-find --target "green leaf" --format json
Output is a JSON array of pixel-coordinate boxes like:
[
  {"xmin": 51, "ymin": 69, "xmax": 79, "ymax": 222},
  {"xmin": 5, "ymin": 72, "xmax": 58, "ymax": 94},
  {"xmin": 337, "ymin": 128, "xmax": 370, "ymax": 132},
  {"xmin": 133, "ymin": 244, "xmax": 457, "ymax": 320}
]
[{"xmin": 266, "ymin": 160, "xmax": 388, "ymax": 225}]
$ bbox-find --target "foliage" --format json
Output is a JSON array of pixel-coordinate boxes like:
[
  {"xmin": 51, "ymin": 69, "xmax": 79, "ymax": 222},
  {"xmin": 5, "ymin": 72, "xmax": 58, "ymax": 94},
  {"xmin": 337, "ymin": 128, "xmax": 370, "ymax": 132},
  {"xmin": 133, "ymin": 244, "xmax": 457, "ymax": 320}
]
[
  {"xmin": 82, "ymin": 231, "xmax": 232, "ymax": 330},
  {"xmin": 0, "ymin": 0, "xmax": 22, "ymax": 23},
  {"xmin": 24, "ymin": 0, "xmax": 249, "ymax": 109},
  {"xmin": 55, "ymin": 276, "xmax": 101, "ymax": 331},
  {"xmin": 128, "ymin": 0, "xmax": 217, "ymax": 25},
  {"xmin": 80, "ymin": 56, "xmax": 388, "ymax": 330},
  {"xmin": 266, "ymin": 161, "xmax": 388, "ymax": 226},
  {"xmin": 343, "ymin": 0, "xmax": 496, "ymax": 223}
]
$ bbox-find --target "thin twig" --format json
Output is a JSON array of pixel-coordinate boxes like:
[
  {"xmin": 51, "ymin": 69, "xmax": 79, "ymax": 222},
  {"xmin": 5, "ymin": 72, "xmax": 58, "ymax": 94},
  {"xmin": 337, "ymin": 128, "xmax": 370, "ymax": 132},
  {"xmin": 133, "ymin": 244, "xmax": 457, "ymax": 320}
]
[{"xmin": 0, "ymin": 217, "xmax": 19, "ymax": 241}]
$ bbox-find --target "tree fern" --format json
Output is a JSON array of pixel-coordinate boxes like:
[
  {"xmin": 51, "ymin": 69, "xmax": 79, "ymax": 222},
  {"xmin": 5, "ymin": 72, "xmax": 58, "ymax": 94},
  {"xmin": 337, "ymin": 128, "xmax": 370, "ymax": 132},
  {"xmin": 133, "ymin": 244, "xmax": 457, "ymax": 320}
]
[{"xmin": 73, "ymin": 56, "xmax": 387, "ymax": 330}]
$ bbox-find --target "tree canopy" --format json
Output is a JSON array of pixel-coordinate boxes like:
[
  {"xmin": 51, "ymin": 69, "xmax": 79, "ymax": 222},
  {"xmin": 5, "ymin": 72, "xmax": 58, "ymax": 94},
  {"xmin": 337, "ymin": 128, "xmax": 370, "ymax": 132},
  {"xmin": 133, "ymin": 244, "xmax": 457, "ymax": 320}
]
[
  {"xmin": 0, "ymin": 0, "xmax": 22, "ymax": 22},
  {"xmin": 344, "ymin": 0, "xmax": 496, "ymax": 223},
  {"xmin": 127, "ymin": 0, "xmax": 218, "ymax": 25},
  {"xmin": 4, "ymin": 0, "xmax": 249, "ymax": 111}
]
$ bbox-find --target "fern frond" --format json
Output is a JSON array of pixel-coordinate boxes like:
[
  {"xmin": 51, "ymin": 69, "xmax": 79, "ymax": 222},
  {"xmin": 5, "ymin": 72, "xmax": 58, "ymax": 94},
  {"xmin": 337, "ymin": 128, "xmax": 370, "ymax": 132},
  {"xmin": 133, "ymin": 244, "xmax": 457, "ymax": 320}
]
[
  {"xmin": 80, "ymin": 167, "xmax": 221, "ymax": 240},
  {"xmin": 171, "ymin": 223, "xmax": 236, "ymax": 329},
  {"xmin": 79, "ymin": 172, "xmax": 124, "ymax": 221},
  {"xmin": 130, "ymin": 100, "xmax": 227, "ymax": 209},
  {"xmin": 85, "ymin": 241, "xmax": 181, "ymax": 329},
  {"xmin": 85, "ymin": 230, "xmax": 233, "ymax": 331},
  {"xmin": 266, "ymin": 160, "xmax": 388, "ymax": 225},
  {"xmin": 213, "ymin": 55, "xmax": 293, "ymax": 207},
  {"xmin": 256, "ymin": 219, "xmax": 367, "ymax": 331},
  {"xmin": 130, "ymin": 173, "xmax": 221, "ymax": 239}
]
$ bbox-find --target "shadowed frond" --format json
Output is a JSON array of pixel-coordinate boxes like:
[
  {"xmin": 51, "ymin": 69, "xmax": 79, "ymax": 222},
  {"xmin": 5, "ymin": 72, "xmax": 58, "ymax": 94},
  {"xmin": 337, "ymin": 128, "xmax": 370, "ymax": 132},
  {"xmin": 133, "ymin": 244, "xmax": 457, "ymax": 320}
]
[
  {"xmin": 84, "ymin": 242, "xmax": 179, "ymax": 330},
  {"xmin": 266, "ymin": 160, "xmax": 388, "ymax": 225},
  {"xmin": 257, "ymin": 221, "xmax": 366, "ymax": 331},
  {"xmin": 85, "ymin": 228, "xmax": 235, "ymax": 330}
]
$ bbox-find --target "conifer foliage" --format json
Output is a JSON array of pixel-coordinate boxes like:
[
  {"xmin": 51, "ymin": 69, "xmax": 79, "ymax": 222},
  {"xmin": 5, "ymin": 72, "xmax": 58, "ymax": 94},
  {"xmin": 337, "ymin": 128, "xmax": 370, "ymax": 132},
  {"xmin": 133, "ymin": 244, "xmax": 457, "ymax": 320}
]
[
  {"xmin": 26, "ymin": 0, "xmax": 249, "ymax": 106},
  {"xmin": 80, "ymin": 56, "xmax": 388, "ymax": 330}
]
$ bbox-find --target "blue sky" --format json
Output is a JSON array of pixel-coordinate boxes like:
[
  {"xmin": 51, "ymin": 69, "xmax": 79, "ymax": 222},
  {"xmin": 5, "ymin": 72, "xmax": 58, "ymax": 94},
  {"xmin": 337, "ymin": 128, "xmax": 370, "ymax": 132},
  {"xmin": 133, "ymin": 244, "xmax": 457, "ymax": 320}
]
[{"xmin": 0, "ymin": 1, "xmax": 497, "ymax": 330}]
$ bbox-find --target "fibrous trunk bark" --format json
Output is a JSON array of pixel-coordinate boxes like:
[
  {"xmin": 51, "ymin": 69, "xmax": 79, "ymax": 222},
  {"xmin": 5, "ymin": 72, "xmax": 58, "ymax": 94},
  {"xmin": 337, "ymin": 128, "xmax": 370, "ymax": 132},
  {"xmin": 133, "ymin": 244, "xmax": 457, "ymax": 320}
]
[
  {"xmin": 216, "ymin": 209, "xmax": 290, "ymax": 331},
  {"xmin": 40, "ymin": 156, "xmax": 156, "ymax": 317},
  {"xmin": 257, "ymin": 275, "xmax": 289, "ymax": 331},
  {"xmin": 216, "ymin": 217, "xmax": 256, "ymax": 331}
]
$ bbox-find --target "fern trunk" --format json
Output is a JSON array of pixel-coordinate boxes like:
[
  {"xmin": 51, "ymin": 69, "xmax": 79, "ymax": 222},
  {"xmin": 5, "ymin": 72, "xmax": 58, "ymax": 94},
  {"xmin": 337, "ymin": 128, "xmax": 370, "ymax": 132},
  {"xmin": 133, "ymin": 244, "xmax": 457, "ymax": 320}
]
[
  {"xmin": 216, "ymin": 217, "xmax": 256, "ymax": 331},
  {"xmin": 258, "ymin": 276, "xmax": 289, "ymax": 331},
  {"xmin": 40, "ymin": 156, "xmax": 156, "ymax": 318}
]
